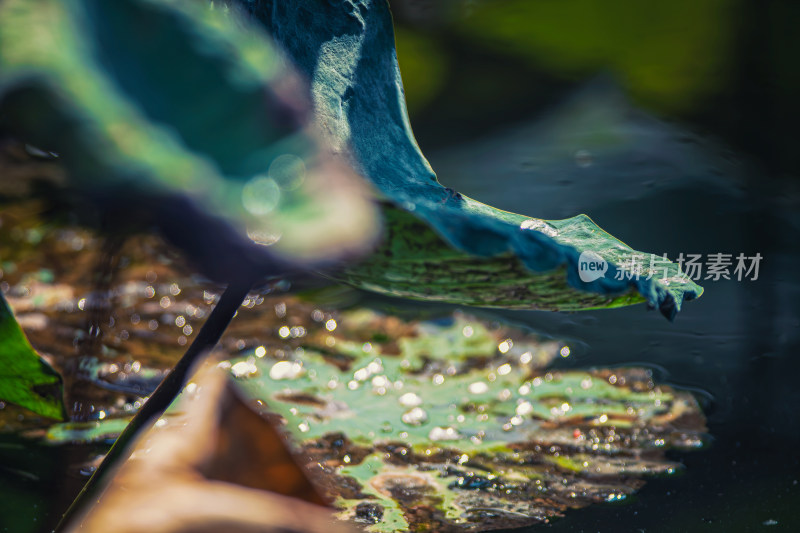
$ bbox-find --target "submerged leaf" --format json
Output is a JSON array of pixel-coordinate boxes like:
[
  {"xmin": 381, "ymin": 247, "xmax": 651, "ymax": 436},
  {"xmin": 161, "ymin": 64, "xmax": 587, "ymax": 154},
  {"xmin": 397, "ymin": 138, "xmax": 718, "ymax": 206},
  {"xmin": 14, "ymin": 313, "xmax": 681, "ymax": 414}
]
[
  {"xmin": 243, "ymin": 0, "xmax": 703, "ymax": 318},
  {"xmin": 43, "ymin": 418, "xmax": 131, "ymax": 444},
  {"xmin": 230, "ymin": 308, "xmax": 706, "ymax": 531},
  {"xmin": 0, "ymin": 293, "xmax": 65, "ymax": 420}
]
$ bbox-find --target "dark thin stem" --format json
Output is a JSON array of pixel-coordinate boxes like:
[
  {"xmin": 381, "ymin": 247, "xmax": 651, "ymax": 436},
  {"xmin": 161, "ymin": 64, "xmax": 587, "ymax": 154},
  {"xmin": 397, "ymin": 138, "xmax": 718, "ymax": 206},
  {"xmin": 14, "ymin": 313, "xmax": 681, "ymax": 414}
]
[{"xmin": 55, "ymin": 276, "xmax": 256, "ymax": 532}]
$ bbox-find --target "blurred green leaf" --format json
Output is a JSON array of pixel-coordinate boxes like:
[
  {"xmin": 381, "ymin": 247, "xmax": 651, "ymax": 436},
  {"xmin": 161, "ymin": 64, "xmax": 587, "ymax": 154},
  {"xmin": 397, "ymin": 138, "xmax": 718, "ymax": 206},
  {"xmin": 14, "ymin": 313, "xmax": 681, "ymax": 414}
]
[
  {"xmin": 0, "ymin": 0, "xmax": 377, "ymax": 276},
  {"xmin": 453, "ymin": 0, "xmax": 736, "ymax": 114},
  {"xmin": 394, "ymin": 27, "xmax": 448, "ymax": 112},
  {"xmin": 0, "ymin": 293, "xmax": 65, "ymax": 420}
]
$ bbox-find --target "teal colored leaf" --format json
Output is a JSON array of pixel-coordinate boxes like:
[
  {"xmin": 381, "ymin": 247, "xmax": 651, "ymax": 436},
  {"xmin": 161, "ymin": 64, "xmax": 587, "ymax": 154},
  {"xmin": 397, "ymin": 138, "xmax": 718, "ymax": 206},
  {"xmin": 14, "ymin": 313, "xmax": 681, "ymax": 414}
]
[
  {"xmin": 242, "ymin": 0, "xmax": 703, "ymax": 319},
  {"xmin": 0, "ymin": 293, "xmax": 65, "ymax": 420},
  {"xmin": 229, "ymin": 307, "xmax": 706, "ymax": 531}
]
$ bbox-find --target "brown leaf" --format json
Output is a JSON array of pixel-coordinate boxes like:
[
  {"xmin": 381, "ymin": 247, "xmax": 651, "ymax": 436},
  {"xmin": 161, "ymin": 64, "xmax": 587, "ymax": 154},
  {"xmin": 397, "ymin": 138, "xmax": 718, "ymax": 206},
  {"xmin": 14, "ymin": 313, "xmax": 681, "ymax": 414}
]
[{"xmin": 68, "ymin": 362, "xmax": 354, "ymax": 533}]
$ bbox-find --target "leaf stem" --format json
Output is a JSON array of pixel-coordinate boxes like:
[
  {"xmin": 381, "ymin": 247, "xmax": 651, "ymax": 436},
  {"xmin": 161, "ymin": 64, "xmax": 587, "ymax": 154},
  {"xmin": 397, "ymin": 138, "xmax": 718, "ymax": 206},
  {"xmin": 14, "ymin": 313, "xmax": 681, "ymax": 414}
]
[{"xmin": 55, "ymin": 275, "xmax": 256, "ymax": 531}]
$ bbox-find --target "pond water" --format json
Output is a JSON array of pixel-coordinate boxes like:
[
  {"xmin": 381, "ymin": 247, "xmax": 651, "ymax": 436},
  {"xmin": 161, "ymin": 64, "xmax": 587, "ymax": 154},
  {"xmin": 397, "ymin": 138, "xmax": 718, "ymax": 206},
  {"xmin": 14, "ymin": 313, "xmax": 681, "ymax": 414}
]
[{"xmin": 417, "ymin": 84, "xmax": 800, "ymax": 531}]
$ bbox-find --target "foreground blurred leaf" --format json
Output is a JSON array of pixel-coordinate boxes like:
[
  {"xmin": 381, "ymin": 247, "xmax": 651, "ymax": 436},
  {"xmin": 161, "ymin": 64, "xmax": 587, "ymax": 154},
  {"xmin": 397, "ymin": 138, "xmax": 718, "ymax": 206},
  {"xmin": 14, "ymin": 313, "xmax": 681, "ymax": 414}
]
[
  {"xmin": 0, "ymin": 293, "xmax": 64, "ymax": 420},
  {"xmin": 230, "ymin": 308, "xmax": 706, "ymax": 531},
  {"xmin": 0, "ymin": 0, "xmax": 377, "ymax": 280},
  {"xmin": 242, "ymin": 0, "xmax": 703, "ymax": 319}
]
